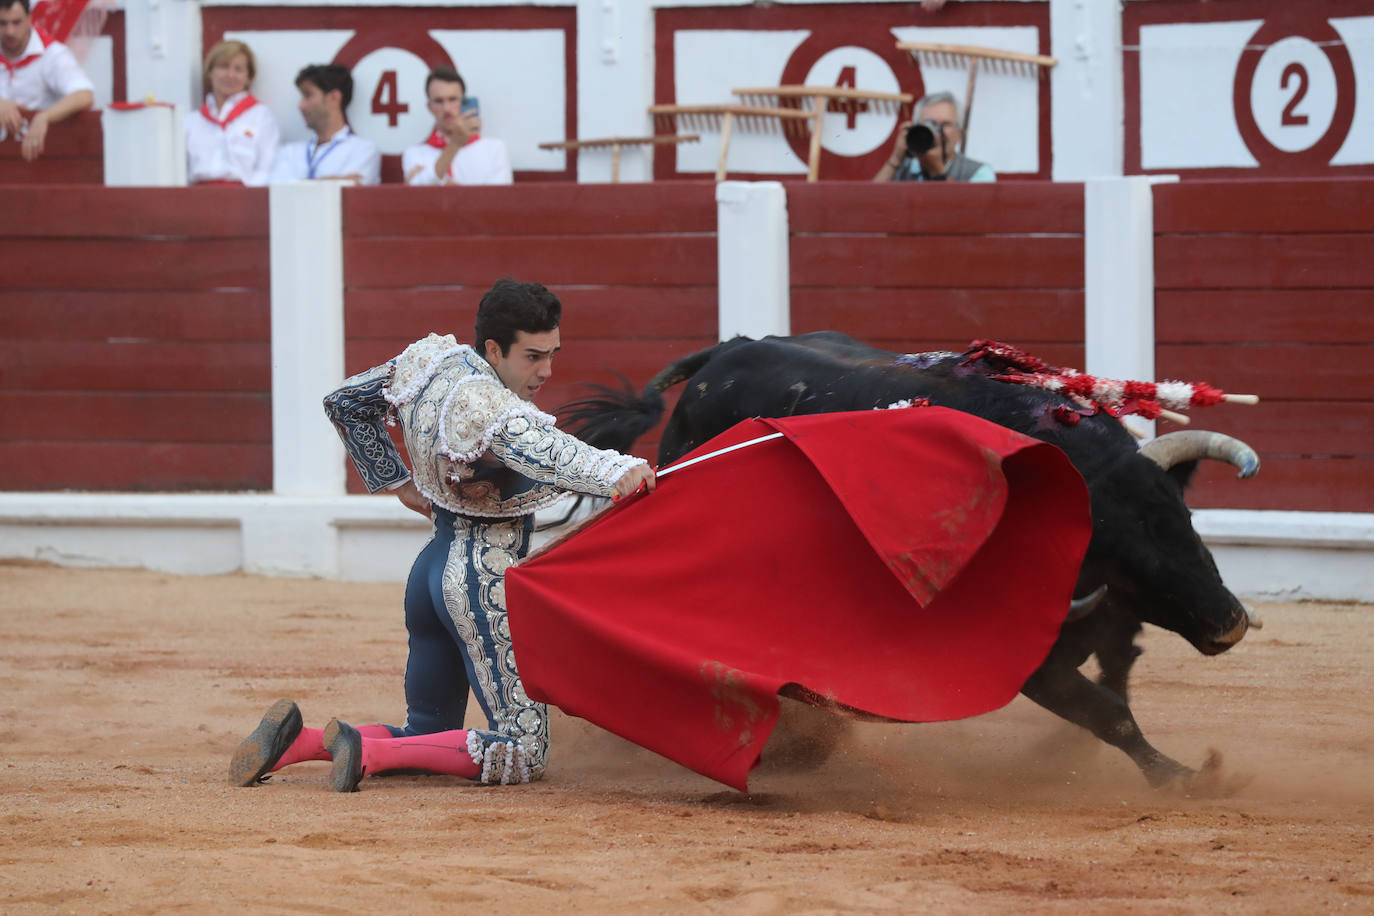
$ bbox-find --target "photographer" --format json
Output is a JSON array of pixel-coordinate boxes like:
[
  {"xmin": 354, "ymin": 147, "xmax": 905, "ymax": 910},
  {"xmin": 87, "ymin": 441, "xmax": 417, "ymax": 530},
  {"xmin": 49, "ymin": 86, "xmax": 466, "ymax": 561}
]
[{"xmin": 873, "ymin": 91, "xmax": 995, "ymax": 183}]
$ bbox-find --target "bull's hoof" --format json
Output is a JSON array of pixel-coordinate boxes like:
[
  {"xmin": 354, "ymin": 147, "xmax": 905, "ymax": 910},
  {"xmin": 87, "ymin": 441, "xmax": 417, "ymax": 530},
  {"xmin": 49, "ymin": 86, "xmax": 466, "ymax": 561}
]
[{"xmin": 1156, "ymin": 750, "xmax": 1253, "ymax": 798}]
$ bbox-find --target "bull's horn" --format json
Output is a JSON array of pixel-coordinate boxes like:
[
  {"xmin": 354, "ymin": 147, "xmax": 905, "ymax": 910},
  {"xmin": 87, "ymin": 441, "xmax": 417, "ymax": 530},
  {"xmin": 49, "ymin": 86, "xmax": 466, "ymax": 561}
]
[
  {"xmin": 1244, "ymin": 603, "xmax": 1264, "ymax": 631},
  {"xmin": 1066, "ymin": 585, "xmax": 1108, "ymax": 622},
  {"xmin": 1139, "ymin": 430, "xmax": 1260, "ymax": 479}
]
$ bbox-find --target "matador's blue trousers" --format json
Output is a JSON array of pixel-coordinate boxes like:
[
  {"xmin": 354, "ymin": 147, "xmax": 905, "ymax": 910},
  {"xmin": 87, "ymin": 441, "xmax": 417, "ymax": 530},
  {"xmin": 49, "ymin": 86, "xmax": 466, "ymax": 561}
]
[{"xmin": 392, "ymin": 502, "xmax": 549, "ymax": 782}]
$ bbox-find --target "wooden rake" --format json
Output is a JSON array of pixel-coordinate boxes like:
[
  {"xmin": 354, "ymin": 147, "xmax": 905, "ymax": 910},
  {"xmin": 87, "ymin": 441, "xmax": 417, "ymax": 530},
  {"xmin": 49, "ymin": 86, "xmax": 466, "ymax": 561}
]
[
  {"xmin": 896, "ymin": 42, "xmax": 1056, "ymax": 153},
  {"xmin": 732, "ymin": 86, "xmax": 914, "ymax": 181},
  {"xmin": 650, "ymin": 104, "xmax": 815, "ymax": 181}
]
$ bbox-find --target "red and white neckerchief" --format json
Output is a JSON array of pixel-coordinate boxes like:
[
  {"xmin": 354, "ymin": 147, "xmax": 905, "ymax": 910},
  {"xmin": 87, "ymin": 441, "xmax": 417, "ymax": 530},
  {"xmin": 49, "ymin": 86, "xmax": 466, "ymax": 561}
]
[
  {"xmin": 424, "ymin": 129, "xmax": 481, "ymax": 149},
  {"xmin": 1, "ymin": 26, "xmax": 53, "ymax": 74},
  {"xmin": 200, "ymin": 93, "xmax": 260, "ymax": 130}
]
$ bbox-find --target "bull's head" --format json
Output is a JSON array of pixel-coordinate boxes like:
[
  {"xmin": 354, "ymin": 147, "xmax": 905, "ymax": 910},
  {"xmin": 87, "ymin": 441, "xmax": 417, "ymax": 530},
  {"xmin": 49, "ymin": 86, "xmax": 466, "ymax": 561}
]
[{"xmin": 1079, "ymin": 430, "xmax": 1258, "ymax": 656}]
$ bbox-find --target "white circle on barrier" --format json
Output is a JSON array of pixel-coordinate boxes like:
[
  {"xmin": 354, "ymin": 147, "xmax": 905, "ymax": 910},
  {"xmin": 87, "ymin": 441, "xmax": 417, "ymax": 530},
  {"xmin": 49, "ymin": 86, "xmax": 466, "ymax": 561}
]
[
  {"xmin": 1249, "ymin": 36, "xmax": 1337, "ymax": 153},
  {"xmin": 803, "ymin": 47, "xmax": 901, "ymax": 157},
  {"xmin": 346, "ymin": 48, "xmax": 435, "ymax": 155}
]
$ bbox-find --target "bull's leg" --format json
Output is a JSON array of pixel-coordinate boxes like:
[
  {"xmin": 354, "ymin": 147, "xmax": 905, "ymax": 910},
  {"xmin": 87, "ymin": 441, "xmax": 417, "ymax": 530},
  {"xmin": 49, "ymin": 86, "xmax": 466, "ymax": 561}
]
[
  {"xmin": 1020, "ymin": 659, "xmax": 1193, "ymax": 787},
  {"xmin": 1093, "ymin": 616, "xmax": 1144, "ymax": 702}
]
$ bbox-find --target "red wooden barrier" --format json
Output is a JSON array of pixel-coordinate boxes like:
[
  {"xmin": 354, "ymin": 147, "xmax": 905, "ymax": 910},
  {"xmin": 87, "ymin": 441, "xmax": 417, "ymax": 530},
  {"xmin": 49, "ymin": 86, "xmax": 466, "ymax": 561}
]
[
  {"xmin": 0, "ymin": 110, "xmax": 102, "ymax": 184},
  {"xmin": 340, "ymin": 183, "xmax": 721, "ymax": 486},
  {"xmin": 0, "ymin": 187, "xmax": 272, "ymax": 491},
  {"xmin": 1154, "ymin": 179, "xmax": 1374, "ymax": 512},
  {"xmin": 788, "ymin": 182, "xmax": 1085, "ymax": 366}
]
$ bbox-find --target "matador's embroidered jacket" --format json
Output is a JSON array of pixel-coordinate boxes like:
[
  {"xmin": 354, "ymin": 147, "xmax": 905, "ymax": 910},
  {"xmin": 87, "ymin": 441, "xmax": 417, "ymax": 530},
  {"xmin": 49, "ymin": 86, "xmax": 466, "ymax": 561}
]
[{"xmin": 323, "ymin": 333, "xmax": 647, "ymax": 513}]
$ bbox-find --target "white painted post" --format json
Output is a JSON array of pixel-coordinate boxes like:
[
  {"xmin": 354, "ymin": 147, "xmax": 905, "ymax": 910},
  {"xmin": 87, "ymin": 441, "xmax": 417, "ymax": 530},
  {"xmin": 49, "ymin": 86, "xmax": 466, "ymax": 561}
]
[
  {"xmin": 716, "ymin": 181, "xmax": 790, "ymax": 341},
  {"xmin": 269, "ymin": 182, "xmax": 347, "ymax": 498},
  {"xmin": 1049, "ymin": 0, "xmax": 1123, "ymax": 180},
  {"xmin": 576, "ymin": 0, "xmax": 655, "ymax": 182},
  {"xmin": 1083, "ymin": 176, "xmax": 1156, "ymax": 437},
  {"xmin": 101, "ymin": 105, "xmax": 187, "ymax": 186},
  {"xmin": 122, "ymin": 0, "xmax": 203, "ymax": 112}
]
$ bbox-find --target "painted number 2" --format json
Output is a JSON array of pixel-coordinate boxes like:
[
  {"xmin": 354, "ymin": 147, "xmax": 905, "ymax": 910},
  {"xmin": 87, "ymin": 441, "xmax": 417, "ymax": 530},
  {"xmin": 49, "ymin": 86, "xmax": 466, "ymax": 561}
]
[
  {"xmin": 371, "ymin": 70, "xmax": 410, "ymax": 127},
  {"xmin": 1280, "ymin": 62, "xmax": 1309, "ymax": 126}
]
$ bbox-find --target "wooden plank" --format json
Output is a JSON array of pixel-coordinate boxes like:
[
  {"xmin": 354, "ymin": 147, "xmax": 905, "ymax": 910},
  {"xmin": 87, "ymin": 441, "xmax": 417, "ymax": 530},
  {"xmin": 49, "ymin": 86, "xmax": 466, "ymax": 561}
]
[
  {"xmin": 0, "ymin": 110, "xmax": 103, "ymax": 158},
  {"xmin": 1155, "ymin": 235, "xmax": 1374, "ymax": 289},
  {"xmin": 1157, "ymin": 344, "xmax": 1374, "ymax": 401},
  {"xmin": 1155, "ymin": 180, "xmax": 1374, "ymax": 234},
  {"xmin": 344, "ymin": 236, "xmax": 718, "ymax": 288},
  {"xmin": 1156, "ymin": 289, "xmax": 1374, "ymax": 344},
  {"xmin": 0, "ymin": 290, "xmax": 270, "ymax": 341},
  {"xmin": 790, "ymin": 235, "xmax": 1083, "ymax": 289},
  {"xmin": 0, "ymin": 158, "xmax": 101, "ymax": 184},
  {"xmin": 341, "ymin": 183, "xmax": 719, "ymax": 237},
  {"xmin": 0, "ymin": 442, "xmax": 272, "ymax": 491},
  {"xmin": 1183, "ymin": 457, "xmax": 1374, "ymax": 513},
  {"xmin": 2, "ymin": 392, "xmax": 271, "ymax": 443},
  {"xmin": 0, "ymin": 187, "xmax": 269, "ymax": 239},
  {"xmin": 1147, "ymin": 401, "xmax": 1374, "ymax": 460},
  {"xmin": 345, "ymin": 286, "xmax": 717, "ymax": 341},
  {"xmin": 792, "ymin": 288, "xmax": 1083, "ymax": 342},
  {"xmin": 788, "ymin": 182, "xmax": 1084, "ymax": 235},
  {"xmin": 0, "ymin": 341, "xmax": 270, "ymax": 392},
  {"xmin": 344, "ymin": 337, "xmax": 714, "ymax": 389},
  {"xmin": 10, "ymin": 239, "xmax": 270, "ymax": 290}
]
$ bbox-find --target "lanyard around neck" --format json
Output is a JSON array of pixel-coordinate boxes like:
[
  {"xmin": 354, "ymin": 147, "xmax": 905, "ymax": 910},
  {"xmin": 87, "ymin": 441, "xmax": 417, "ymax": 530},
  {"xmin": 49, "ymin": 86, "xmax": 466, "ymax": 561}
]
[{"xmin": 306, "ymin": 131, "xmax": 346, "ymax": 178}]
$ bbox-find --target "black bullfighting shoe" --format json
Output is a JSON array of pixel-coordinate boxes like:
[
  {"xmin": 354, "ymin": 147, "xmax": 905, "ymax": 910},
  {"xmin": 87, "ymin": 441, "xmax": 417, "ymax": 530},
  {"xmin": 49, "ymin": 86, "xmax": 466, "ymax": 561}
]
[
  {"xmin": 324, "ymin": 718, "xmax": 364, "ymax": 793},
  {"xmin": 228, "ymin": 698, "xmax": 303, "ymax": 787}
]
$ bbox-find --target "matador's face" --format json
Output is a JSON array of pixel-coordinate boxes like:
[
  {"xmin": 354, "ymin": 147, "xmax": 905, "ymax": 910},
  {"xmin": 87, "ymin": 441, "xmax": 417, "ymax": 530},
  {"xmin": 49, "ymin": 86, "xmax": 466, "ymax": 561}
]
[{"xmin": 485, "ymin": 328, "xmax": 560, "ymax": 401}]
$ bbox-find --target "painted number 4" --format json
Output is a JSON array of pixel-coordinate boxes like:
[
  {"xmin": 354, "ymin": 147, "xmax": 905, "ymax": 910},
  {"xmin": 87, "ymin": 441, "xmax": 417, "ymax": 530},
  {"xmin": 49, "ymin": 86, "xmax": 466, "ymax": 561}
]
[{"xmin": 372, "ymin": 70, "xmax": 409, "ymax": 127}]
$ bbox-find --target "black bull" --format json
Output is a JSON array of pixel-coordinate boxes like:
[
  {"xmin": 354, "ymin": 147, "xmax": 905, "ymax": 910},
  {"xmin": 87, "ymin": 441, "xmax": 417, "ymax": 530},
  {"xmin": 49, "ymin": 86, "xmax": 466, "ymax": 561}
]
[{"xmin": 562, "ymin": 332, "xmax": 1260, "ymax": 787}]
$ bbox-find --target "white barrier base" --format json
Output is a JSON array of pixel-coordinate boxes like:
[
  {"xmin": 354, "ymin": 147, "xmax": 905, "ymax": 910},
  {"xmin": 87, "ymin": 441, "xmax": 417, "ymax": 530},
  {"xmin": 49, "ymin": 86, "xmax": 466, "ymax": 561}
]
[{"xmin": 1, "ymin": 494, "xmax": 1371, "ymax": 601}]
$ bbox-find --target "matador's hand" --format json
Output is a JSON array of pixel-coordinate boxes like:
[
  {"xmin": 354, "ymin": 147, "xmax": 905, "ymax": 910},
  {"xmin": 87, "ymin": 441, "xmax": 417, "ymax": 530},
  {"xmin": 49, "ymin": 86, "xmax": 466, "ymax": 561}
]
[{"xmin": 613, "ymin": 465, "xmax": 656, "ymax": 500}]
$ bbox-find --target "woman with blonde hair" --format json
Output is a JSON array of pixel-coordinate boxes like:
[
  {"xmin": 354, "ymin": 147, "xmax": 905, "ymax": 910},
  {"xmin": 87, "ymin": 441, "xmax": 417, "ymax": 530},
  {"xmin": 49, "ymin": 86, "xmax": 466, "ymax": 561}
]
[{"xmin": 185, "ymin": 39, "xmax": 280, "ymax": 185}]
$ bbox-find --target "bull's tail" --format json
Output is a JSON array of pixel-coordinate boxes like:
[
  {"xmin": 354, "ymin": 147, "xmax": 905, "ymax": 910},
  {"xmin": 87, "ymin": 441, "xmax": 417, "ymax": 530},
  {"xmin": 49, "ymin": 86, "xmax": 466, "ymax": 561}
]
[{"xmin": 560, "ymin": 342, "xmax": 725, "ymax": 453}]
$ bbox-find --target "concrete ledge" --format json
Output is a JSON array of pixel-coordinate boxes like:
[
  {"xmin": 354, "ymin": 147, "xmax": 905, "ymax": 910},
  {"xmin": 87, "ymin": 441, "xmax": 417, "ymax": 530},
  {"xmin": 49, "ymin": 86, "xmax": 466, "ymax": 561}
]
[{"xmin": 2, "ymin": 494, "xmax": 1370, "ymax": 600}]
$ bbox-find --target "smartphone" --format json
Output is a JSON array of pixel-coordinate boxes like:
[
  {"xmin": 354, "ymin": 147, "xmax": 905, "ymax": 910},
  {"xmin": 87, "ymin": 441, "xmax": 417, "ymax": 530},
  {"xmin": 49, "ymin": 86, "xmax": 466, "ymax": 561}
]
[{"xmin": 461, "ymin": 96, "xmax": 480, "ymax": 117}]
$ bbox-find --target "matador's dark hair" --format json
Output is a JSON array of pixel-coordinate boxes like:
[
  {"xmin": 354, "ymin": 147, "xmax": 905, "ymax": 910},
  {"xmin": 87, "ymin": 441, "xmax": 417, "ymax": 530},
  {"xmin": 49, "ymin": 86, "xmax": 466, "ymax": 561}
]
[{"xmin": 475, "ymin": 278, "xmax": 562, "ymax": 356}]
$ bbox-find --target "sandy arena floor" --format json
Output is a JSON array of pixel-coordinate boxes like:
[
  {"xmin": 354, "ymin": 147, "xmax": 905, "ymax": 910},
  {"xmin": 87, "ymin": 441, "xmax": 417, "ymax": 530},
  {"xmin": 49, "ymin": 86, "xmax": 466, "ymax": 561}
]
[{"xmin": 0, "ymin": 561, "xmax": 1371, "ymax": 913}]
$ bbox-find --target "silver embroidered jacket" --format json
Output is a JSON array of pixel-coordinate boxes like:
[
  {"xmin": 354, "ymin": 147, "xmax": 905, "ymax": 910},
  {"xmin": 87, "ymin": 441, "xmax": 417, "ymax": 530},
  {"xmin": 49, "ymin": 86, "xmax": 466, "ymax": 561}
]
[{"xmin": 323, "ymin": 333, "xmax": 646, "ymax": 517}]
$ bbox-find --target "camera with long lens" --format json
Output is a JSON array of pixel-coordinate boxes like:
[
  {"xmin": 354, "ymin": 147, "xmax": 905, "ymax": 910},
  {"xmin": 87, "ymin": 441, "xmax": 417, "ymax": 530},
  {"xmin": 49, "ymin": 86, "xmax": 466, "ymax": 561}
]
[{"xmin": 905, "ymin": 120, "xmax": 945, "ymax": 157}]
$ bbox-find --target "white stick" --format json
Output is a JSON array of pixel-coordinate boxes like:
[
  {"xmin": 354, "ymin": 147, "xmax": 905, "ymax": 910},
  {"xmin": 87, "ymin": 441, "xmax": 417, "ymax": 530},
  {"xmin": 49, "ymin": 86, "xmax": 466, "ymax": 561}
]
[
  {"xmin": 1222, "ymin": 393, "xmax": 1260, "ymax": 405},
  {"xmin": 656, "ymin": 432, "xmax": 784, "ymax": 478}
]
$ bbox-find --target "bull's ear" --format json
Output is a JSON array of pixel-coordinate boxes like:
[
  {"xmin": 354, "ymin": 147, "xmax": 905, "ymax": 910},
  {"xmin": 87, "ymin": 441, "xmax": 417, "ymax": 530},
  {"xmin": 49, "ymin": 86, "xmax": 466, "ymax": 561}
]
[{"xmin": 1167, "ymin": 459, "xmax": 1200, "ymax": 491}]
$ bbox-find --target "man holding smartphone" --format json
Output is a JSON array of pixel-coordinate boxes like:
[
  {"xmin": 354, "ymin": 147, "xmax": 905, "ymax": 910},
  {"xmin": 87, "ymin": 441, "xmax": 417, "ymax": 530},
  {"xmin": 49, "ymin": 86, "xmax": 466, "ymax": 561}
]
[{"xmin": 402, "ymin": 66, "xmax": 513, "ymax": 186}]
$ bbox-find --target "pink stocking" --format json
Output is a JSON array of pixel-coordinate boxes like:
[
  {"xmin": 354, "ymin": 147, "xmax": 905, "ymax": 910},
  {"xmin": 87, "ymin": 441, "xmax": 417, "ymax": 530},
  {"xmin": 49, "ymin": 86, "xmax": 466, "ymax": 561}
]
[
  {"xmin": 360, "ymin": 730, "xmax": 480, "ymax": 778},
  {"xmin": 271, "ymin": 724, "xmax": 395, "ymax": 771}
]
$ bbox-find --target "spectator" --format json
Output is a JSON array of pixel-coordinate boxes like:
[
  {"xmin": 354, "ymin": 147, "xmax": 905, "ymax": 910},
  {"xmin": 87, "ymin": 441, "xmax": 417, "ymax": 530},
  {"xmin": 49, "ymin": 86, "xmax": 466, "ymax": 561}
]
[
  {"xmin": 270, "ymin": 63, "xmax": 380, "ymax": 184},
  {"xmin": 0, "ymin": 0, "xmax": 93, "ymax": 162},
  {"xmin": 873, "ymin": 90, "xmax": 995, "ymax": 183},
  {"xmin": 402, "ymin": 67, "xmax": 511, "ymax": 186},
  {"xmin": 185, "ymin": 39, "xmax": 279, "ymax": 186}
]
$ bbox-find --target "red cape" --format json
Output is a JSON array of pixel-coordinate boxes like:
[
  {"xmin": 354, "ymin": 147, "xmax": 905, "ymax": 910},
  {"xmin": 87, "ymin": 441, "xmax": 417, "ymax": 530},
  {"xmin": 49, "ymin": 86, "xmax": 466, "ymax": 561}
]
[{"xmin": 506, "ymin": 407, "xmax": 1092, "ymax": 791}]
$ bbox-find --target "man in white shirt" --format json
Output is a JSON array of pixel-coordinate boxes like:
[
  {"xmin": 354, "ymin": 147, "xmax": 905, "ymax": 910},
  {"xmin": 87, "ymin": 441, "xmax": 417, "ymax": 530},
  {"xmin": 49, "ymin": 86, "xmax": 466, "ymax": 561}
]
[
  {"xmin": 0, "ymin": 0, "xmax": 93, "ymax": 161},
  {"xmin": 270, "ymin": 63, "xmax": 380, "ymax": 185},
  {"xmin": 402, "ymin": 67, "xmax": 512, "ymax": 186}
]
